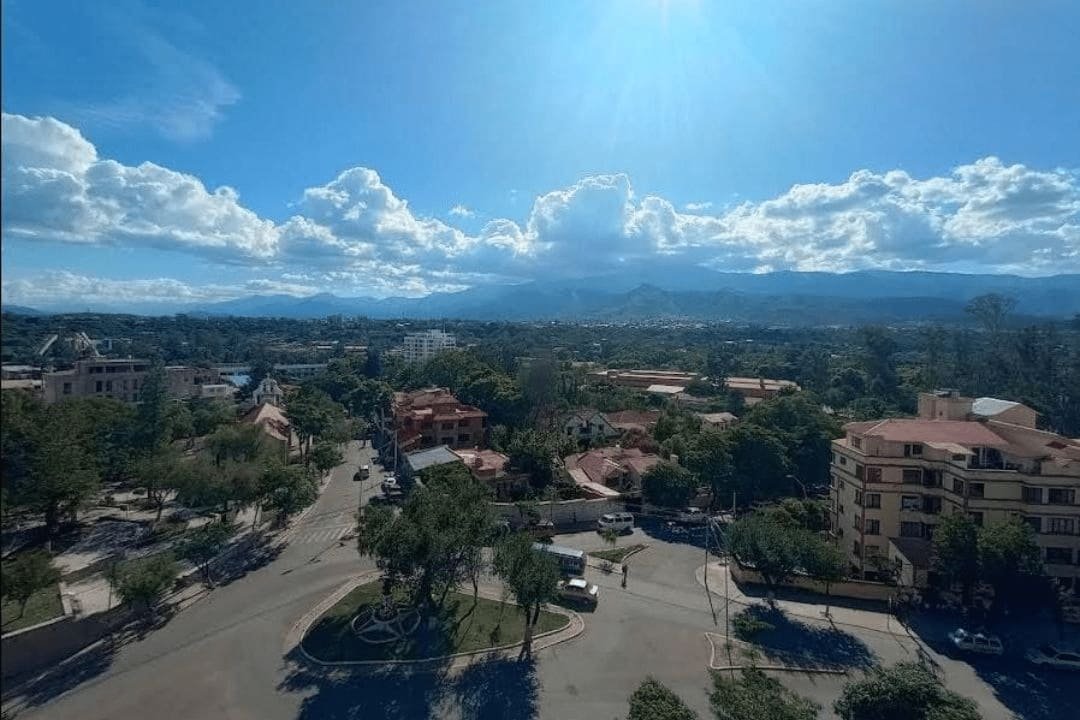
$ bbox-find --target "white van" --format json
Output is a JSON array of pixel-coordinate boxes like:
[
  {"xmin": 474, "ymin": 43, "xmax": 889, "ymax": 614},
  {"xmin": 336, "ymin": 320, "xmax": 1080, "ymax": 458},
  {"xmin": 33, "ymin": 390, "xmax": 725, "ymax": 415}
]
[{"xmin": 597, "ymin": 512, "xmax": 634, "ymax": 534}]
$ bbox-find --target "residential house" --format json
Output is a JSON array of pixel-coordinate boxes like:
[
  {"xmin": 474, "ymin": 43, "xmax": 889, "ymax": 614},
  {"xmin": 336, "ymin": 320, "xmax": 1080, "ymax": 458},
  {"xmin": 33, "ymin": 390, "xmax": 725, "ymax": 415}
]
[
  {"xmin": 697, "ymin": 412, "xmax": 738, "ymax": 431},
  {"xmin": 390, "ymin": 388, "xmax": 487, "ymax": 453},
  {"xmin": 831, "ymin": 390, "xmax": 1080, "ymax": 592},
  {"xmin": 561, "ymin": 410, "xmax": 620, "ymax": 445},
  {"xmin": 564, "ymin": 446, "xmax": 661, "ymax": 498}
]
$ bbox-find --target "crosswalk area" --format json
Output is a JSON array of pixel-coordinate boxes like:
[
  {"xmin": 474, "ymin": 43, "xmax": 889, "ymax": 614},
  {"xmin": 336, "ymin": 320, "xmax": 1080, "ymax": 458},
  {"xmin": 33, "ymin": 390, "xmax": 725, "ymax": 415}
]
[{"xmin": 291, "ymin": 524, "xmax": 354, "ymax": 545}]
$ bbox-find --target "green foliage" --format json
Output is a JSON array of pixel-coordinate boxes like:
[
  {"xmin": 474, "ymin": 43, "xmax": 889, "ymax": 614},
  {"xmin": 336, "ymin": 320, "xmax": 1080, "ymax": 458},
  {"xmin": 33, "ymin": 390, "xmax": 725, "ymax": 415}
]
[
  {"xmin": 504, "ymin": 429, "xmax": 566, "ymax": 490},
  {"xmin": 834, "ymin": 663, "xmax": 979, "ymax": 720},
  {"xmin": 710, "ymin": 667, "xmax": 820, "ymax": 720},
  {"xmin": 492, "ymin": 531, "xmax": 561, "ymax": 656},
  {"xmin": 742, "ymin": 392, "xmax": 841, "ymax": 487},
  {"xmin": 977, "ymin": 517, "xmax": 1043, "ymax": 612},
  {"xmin": 111, "ymin": 553, "xmax": 180, "ymax": 612},
  {"xmin": 177, "ymin": 522, "xmax": 236, "ymax": 584},
  {"xmin": 134, "ymin": 361, "xmax": 171, "ymax": 451},
  {"xmin": 932, "ymin": 513, "xmax": 980, "ymax": 603},
  {"xmin": 721, "ymin": 424, "xmax": 792, "ymax": 505},
  {"xmin": 642, "ymin": 462, "xmax": 699, "ymax": 508},
  {"xmin": 731, "ymin": 608, "xmax": 775, "ymax": 640},
  {"xmin": 760, "ymin": 498, "xmax": 829, "ymax": 533},
  {"xmin": 727, "ymin": 513, "xmax": 803, "ymax": 591},
  {"xmin": 309, "ymin": 441, "xmax": 344, "ymax": 476},
  {"xmin": 1, "ymin": 551, "xmax": 61, "ymax": 615},
  {"xmin": 627, "ymin": 677, "xmax": 699, "ymax": 720},
  {"xmin": 260, "ymin": 464, "xmax": 318, "ymax": 523},
  {"xmin": 190, "ymin": 398, "xmax": 236, "ymax": 437},
  {"xmin": 288, "ymin": 387, "xmax": 346, "ymax": 457}
]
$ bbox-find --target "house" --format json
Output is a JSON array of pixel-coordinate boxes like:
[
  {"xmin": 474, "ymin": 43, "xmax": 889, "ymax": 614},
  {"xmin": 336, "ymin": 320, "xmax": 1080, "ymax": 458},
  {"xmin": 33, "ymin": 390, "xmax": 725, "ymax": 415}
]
[
  {"xmin": 831, "ymin": 390, "xmax": 1080, "ymax": 591},
  {"xmin": 452, "ymin": 447, "xmax": 528, "ymax": 500},
  {"xmin": 390, "ymin": 388, "xmax": 487, "ymax": 453},
  {"xmin": 561, "ymin": 410, "xmax": 619, "ymax": 445},
  {"xmin": 564, "ymin": 446, "xmax": 661, "ymax": 498},
  {"xmin": 723, "ymin": 376, "xmax": 800, "ymax": 405},
  {"xmin": 402, "ymin": 445, "xmax": 464, "ymax": 479},
  {"xmin": 240, "ymin": 402, "xmax": 295, "ymax": 450},
  {"xmin": 697, "ymin": 412, "xmax": 738, "ymax": 431},
  {"xmin": 604, "ymin": 409, "xmax": 663, "ymax": 434}
]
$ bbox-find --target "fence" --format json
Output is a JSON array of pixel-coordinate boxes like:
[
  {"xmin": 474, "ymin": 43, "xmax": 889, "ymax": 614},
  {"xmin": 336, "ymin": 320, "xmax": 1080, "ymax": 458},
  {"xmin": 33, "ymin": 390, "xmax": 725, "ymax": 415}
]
[
  {"xmin": 729, "ymin": 561, "xmax": 897, "ymax": 602},
  {"xmin": 491, "ymin": 497, "xmax": 628, "ymax": 529}
]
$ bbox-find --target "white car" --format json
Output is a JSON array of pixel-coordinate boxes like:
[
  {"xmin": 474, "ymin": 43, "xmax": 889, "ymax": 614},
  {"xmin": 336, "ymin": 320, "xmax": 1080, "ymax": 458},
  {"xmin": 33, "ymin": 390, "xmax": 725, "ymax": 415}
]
[
  {"xmin": 676, "ymin": 507, "xmax": 707, "ymax": 524},
  {"xmin": 380, "ymin": 476, "xmax": 399, "ymax": 493},
  {"xmin": 1026, "ymin": 644, "xmax": 1080, "ymax": 670},
  {"xmin": 948, "ymin": 629, "xmax": 1003, "ymax": 656},
  {"xmin": 557, "ymin": 578, "xmax": 599, "ymax": 608}
]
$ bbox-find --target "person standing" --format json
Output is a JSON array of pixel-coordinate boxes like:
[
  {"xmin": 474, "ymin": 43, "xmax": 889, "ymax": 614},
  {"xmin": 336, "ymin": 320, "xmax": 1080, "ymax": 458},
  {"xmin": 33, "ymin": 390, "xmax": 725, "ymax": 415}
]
[{"xmin": 621, "ymin": 563, "xmax": 628, "ymax": 588}]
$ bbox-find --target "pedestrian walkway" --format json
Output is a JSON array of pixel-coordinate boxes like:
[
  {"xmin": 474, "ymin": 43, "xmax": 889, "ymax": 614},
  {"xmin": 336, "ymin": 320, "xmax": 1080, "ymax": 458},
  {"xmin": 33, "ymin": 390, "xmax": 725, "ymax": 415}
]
[{"xmin": 291, "ymin": 525, "xmax": 354, "ymax": 545}]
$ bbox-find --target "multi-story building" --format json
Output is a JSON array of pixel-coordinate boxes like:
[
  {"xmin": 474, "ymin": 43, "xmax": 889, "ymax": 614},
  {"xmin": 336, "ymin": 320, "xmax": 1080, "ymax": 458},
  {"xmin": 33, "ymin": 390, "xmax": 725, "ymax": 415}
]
[
  {"xmin": 389, "ymin": 388, "xmax": 487, "ymax": 453},
  {"xmin": 587, "ymin": 368, "xmax": 700, "ymax": 391},
  {"xmin": 402, "ymin": 330, "xmax": 456, "ymax": 364},
  {"xmin": 723, "ymin": 376, "xmax": 800, "ymax": 405},
  {"xmin": 42, "ymin": 359, "xmax": 222, "ymax": 404},
  {"xmin": 830, "ymin": 390, "xmax": 1080, "ymax": 592}
]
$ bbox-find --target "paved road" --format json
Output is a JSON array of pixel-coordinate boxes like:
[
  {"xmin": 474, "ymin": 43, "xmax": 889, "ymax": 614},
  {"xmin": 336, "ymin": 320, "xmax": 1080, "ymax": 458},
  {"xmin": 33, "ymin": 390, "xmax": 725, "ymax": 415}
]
[{"xmin": 8, "ymin": 470, "xmax": 1054, "ymax": 720}]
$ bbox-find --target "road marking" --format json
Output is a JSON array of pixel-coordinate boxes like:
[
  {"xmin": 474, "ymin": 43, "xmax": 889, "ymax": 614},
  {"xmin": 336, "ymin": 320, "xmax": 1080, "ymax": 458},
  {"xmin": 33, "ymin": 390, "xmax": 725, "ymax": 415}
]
[{"xmin": 292, "ymin": 525, "xmax": 354, "ymax": 544}]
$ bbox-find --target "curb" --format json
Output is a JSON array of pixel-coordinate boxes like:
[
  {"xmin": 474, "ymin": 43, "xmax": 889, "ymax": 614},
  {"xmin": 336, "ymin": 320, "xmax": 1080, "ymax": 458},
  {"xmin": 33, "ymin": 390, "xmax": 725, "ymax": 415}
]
[{"xmin": 285, "ymin": 576, "xmax": 584, "ymax": 670}]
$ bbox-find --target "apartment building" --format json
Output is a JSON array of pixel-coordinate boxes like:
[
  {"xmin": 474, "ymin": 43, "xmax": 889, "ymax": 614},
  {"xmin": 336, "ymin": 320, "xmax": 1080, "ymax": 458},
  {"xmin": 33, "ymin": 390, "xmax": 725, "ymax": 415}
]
[
  {"xmin": 402, "ymin": 330, "xmax": 456, "ymax": 363},
  {"xmin": 42, "ymin": 359, "xmax": 222, "ymax": 404},
  {"xmin": 830, "ymin": 391, "xmax": 1080, "ymax": 592},
  {"xmin": 390, "ymin": 387, "xmax": 487, "ymax": 452}
]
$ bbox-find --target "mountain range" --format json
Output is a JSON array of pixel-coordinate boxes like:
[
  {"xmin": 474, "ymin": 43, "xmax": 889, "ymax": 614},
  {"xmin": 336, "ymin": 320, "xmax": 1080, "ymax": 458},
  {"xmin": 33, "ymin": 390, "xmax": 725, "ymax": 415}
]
[{"xmin": 5, "ymin": 270, "xmax": 1079, "ymax": 325}]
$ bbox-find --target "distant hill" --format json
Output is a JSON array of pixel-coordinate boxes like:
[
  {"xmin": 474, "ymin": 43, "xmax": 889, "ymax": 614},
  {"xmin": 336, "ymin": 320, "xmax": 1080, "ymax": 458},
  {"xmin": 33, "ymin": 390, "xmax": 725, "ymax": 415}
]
[
  {"xmin": 23, "ymin": 269, "xmax": 1080, "ymax": 324},
  {"xmin": 1, "ymin": 304, "xmax": 46, "ymax": 316}
]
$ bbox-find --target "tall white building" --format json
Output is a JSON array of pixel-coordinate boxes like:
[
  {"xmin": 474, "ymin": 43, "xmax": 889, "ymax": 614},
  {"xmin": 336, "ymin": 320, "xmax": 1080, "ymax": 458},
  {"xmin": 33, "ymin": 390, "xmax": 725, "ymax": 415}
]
[{"xmin": 403, "ymin": 330, "xmax": 456, "ymax": 363}]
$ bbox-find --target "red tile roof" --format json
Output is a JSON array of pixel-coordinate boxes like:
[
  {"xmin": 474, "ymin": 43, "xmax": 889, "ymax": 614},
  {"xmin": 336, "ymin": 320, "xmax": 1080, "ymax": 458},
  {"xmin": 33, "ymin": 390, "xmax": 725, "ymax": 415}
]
[{"xmin": 849, "ymin": 419, "xmax": 1007, "ymax": 446}]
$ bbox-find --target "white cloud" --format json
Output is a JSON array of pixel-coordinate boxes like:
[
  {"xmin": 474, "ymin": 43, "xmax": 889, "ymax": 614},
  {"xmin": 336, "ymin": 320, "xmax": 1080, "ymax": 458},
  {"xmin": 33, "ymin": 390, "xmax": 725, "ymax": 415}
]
[
  {"xmin": 684, "ymin": 201, "xmax": 713, "ymax": 211},
  {"xmin": 449, "ymin": 204, "xmax": 474, "ymax": 218},
  {"xmin": 3, "ymin": 111, "xmax": 1078, "ymax": 307}
]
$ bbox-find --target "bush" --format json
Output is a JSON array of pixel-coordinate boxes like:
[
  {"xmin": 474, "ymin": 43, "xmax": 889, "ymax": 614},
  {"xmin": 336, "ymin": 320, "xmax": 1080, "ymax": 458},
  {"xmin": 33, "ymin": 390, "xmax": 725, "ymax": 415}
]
[
  {"xmin": 628, "ymin": 677, "xmax": 699, "ymax": 720},
  {"xmin": 111, "ymin": 553, "xmax": 179, "ymax": 612},
  {"xmin": 732, "ymin": 608, "xmax": 775, "ymax": 640}
]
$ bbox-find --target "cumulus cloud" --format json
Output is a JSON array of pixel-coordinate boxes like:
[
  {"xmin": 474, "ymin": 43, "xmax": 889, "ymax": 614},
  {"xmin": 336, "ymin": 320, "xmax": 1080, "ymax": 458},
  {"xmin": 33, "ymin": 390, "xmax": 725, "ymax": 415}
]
[
  {"xmin": 684, "ymin": 201, "xmax": 713, "ymax": 211},
  {"xmin": 3, "ymin": 111, "xmax": 1078, "ymax": 306},
  {"xmin": 449, "ymin": 204, "xmax": 474, "ymax": 218}
]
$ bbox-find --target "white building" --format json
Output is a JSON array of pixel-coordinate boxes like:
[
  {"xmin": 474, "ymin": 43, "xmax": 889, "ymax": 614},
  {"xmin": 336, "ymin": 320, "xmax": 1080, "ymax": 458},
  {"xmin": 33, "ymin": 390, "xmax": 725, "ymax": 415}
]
[
  {"xmin": 253, "ymin": 377, "xmax": 285, "ymax": 407},
  {"xmin": 403, "ymin": 330, "xmax": 456, "ymax": 364}
]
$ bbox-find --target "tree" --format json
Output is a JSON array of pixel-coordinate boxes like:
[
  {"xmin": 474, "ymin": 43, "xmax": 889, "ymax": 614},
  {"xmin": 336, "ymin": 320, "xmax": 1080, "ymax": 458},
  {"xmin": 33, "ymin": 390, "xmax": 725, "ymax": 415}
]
[
  {"xmin": 978, "ymin": 517, "xmax": 1043, "ymax": 614},
  {"xmin": 931, "ymin": 513, "xmax": 980, "ymax": 606},
  {"xmin": 742, "ymin": 393, "xmax": 841, "ymax": 488},
  {"xmin": 627, "ymin": 677, "xmax": 699, "ymax": 720},
  {"xmin": 965, "ymin": 293, "xmax": 1016, "ymax": 337},
  {"xmin": 834, "ymin": 663, "xmax": 979, "ymax": 720},
  {"xmin": 26, "ymin": 431, "xmax": 100, "ymax": 545},
  {"xmin": 288, "ymin": 388, "xmax": 344, "ymax": 459},
  {"xmin": 309, "ymin": 441, "xmax": 344, "ymax": 477},
  {"xmin": 111, "ymin": 553, "xmax": 180, "ymax": 614},
  {"xmin": 191, "ymin": 398, "xmax": 236, "ymax": 437},
  {"xmin": 166, "ymin": 402, "xmax": 195, "ymax": 445},
  {"xmin": 858, "ymin": 327, "xmax": 899, "ymax": 399},
  {"xmin": 800, "ymin": 539, "xmax": 846, "ymax": 615},
  {"xmin": 723, "ymin": 425, "xmax": 791, "ymax": 505},
  {"xmin": 363, "ymin": 348, "xmax": 383, "ymax": 378},
  {"xmin": 1, "ymin": 551, "xmax": 61, "ymax": 618},
  {"xmin": 133, "ymin": 446, "xmax": 187, "ymax": 523},
  {"xmin": 134, "ymin": 361, "xmax": 171, "ymax": 451},
  {"xmin": 684, "ymin": 431, "xmax": 734, "ymax": 509},
  {"xmin": 260, "ymin": 464, "xmax": 318, "ymax": 526},
  {"xmin": 710, "ymin": 667, "xmax": 820, "ymax": 720},
  {"xmin": 177, "ymin": 522, "xmax": 236, "ymax": 587},
  {"xmin": 642, "ymin": 462, "xmax": 699, "ymax": 508},
  {"xmin": 727, "ymin": 513, "xmax": 802, "ymax": 594},
  {"xmin": 493, "ymin": 531, "xmax": 560, "ymax": 657},
  {"xmin": 505, "ymin": 429, "xmax": 561, "ymax": 490}
]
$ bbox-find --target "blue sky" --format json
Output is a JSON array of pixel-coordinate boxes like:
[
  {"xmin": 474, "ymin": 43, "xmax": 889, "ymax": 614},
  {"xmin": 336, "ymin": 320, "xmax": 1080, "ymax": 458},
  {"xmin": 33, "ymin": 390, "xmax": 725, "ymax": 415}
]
[{"xmin": 3, "ymin": 0, "xmax": 1079, "ymax": 308}]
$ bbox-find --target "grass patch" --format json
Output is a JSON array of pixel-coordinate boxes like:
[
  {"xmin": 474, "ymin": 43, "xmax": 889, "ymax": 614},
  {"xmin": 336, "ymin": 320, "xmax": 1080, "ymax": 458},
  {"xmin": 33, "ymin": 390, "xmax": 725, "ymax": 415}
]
[
  {"xmin": 301, "ymin": 581, "xmax": 569, "ymax": 662},
  {"xmin": 1, "ymin": 585, "xmax": 64, "ymax": 634},
  {"xmin": 588, "ymin": 544, "xmax": 646, "ymax": 564}
]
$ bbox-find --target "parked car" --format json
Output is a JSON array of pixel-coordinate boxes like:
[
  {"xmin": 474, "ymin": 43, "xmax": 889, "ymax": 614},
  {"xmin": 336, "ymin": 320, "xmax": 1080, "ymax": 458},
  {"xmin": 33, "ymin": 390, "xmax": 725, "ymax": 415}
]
[
  {"xmin": 1026, "ymin": 644, "xmax": 1080, "ymax": 670},
  {"xmin": 381, "ymin": 476, "xmax": 399, "ymax": 493},
  {"xmin": 370, "ymin": 488, "xmax": 405, "ymax": 506},
  {"xmin": 676, "ymin": 507, "xmax": 707, "ymax": 524},
  {"xmin": 359, "ymin": 465, "xmax": 371, "ymax": 479},
  {"xmin": 557, "ymin": 577, "xmax": 599, "ymax": 608},
  {"xmin": 597, "ymin": 512, "xmax": 634, "ymax": 534},
  {"xmin": 528, "ymin": 520, "xmax": 556, "ymax": 540},
  {"xmin": 948, "ymin": 629, "xmax": 1004, "ymax": 656}
]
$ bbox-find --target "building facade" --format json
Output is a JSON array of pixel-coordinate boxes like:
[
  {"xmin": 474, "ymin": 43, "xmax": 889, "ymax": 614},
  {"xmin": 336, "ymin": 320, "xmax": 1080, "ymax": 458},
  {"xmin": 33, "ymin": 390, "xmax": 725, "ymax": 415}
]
[
  {"xmin": 390, "ymin": 388, "xmax": 487, "ymax": 453},
  {"xmin": 42, "ymin": 359, "xmax": 222, "ymax": 404},
  {"xmin": 402, "ymin": 330, "xmax": 456, "ymax": 364},
  {"xmin": 830, "ymin": 391, "xmax": 1080, "ymax": 592}
]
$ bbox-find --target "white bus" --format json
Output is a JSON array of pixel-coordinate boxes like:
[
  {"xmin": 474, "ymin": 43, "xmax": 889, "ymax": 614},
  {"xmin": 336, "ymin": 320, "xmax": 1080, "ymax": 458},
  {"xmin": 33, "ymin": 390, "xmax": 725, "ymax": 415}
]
[{"xmin": 533, "ymin": 542, "xmax": 587, "ymax": 577}]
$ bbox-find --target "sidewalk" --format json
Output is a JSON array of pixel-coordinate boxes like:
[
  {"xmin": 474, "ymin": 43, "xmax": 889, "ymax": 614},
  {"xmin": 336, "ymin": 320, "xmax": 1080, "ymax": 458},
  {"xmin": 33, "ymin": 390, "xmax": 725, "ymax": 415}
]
[{"xmin": 697, "ymin": 561, "xmax": 909, "ymax": 636}]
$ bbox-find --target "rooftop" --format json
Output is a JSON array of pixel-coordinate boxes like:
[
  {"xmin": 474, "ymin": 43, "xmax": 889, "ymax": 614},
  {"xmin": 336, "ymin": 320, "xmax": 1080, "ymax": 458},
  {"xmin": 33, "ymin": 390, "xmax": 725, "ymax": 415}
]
[
  {"xmin": 850, "ymin": 419, "xmax": 1008, "ymax": 446},
  {"xmin": 405, "ymin": 445, "xmax": 463, "ymax": 473}
]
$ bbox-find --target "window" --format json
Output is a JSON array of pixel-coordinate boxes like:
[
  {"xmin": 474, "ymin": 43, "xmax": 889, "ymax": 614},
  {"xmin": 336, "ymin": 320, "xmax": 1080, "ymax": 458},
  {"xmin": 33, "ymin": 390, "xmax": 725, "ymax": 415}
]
[
  {"xmin": 1048, "ymin": 488, "xmax": 1076, "ymax": 505},
  {"xmin": 904, "ymin": 443, "xmax": 923, "ymax": 457},
  {"xmin": 952, "ymin": 477, "xmax": 964, "ymax": 494},
  {"xmin": 105, "ymin": 380, "xmax": 112, "ymax": 392},
  {"xmin": 855, "ymin": 464, "xmax": 865, "ymax": 481},
  {"xmin": 865, "ymin": 493, "xmax": 881, "ymax": 509},
  {"xmin": 923, "ymin": 496, "xmax": 942, "ymax": 514},
  {"xmin": 838, "ymin": 503, "xmax": 845, "ymax": 515},
  {"xmin": 901, "ymin": 495, "xmax": 921, "ymax": 511},
  {"xmin": 1023, "ymin": 487, "xmax": 1044, "ymax": 504},
  {"xmin": 854, "ymin": 515, "xmax": 863, "ymax": 531},
  {"xmin": 1023, "ymin": 516, "xmax": 1043, "ymax": 533},
  {"xmin": 968, "ymin": 512, "xmax": 983, "ymax": 526},
  {"xmin": 854, "ymin": 490, "xmax": 863, "ymax": 506},
  {"xmin": 90, "ymin": 366, "xmax": 103, "ymax": 374},
  {"xmin": 95, "ymin": 380, "xmax": 103, "ymax": 392},
  {"xmin": 839, "ymin": 456, "xmax": 847, "ymax": 466},
  {"xmin": 1047, "ymin": 517, "xmax": 1077, "ymax": 535},
  {"xmin": 62, "ymin": 382, "xmax": 72, "ymax": 395},
  {"xmin": 901, "ymin": 522, "xmax": 923, "ymax": 538},
  {"xmin": 968, "ymin": 482, "xmax": 985, "ymax": 499},
  {"xmin": 866, "ymin": 467, "xmax": 882, "ymax": 483},
  {"xmin": 441, "ymin": 422, "xmax": 455, "ymax": 430},
  {"xmin": 865, "ymin": 519, "xmax": 881, "ymax": 535},
  {"xmin": 851, "ymin": 436, "xmax": 862, "ymax": 449},
  {"xmin": 902, "ymin": 468, "xmax": 922, "ymax": 484},
  {"xmin": 1045, "ymin": 547, "xmax": 1073, "ymax": 564}
]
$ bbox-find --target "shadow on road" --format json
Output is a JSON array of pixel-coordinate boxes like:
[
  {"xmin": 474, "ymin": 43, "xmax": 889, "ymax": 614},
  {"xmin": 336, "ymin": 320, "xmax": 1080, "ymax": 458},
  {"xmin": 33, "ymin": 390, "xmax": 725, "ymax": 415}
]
[
  {"xmin": 636, "ymin": 517, "xmax": 710, "ymax": 551},
  {"xmin": 278, "ymin": 648, "xmax": 541, "ymax": 720},
  {"xmin": 3, "ymin": 641, "xmax": 116, "ymax": 712},
  {"xmin": 212, "ymin": 531, "xmax": 285, "ymax": 587},
  {"xmin": 741, "ymin": 605, "xmax": 877, "ymax": 670}
]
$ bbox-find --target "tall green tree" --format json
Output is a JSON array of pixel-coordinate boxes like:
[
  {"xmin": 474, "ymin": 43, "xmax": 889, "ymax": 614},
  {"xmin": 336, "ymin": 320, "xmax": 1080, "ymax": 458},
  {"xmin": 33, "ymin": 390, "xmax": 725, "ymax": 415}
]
[
  {"xmin": 309, "ymin": 441, "xmax": 344, "ymax": 477},
  {"xmin": 710, "ymin": 667, "xmax": 820, "ymax": 720},
  {"xmin": 493, "ymin": 531, "xmax": 560, "ymax": 657},
  {"xmin": 177, "ymin": 522, "xmax": 236, "ymax": 587},
  {"xmin": 642, "ymin": 462, "xmax": 699, "ymax": 508},
  {"xmin": 978, "ymin": 517, "xmax": 1043, "ymax": 614},
  {"xmin": 260, "ymin": 464, "xmax": 318, "ymax": 526},
  {"xmin": 134, "ymin": 361, "xmax": 171, "ymax": 451},
  {"xmin": 727, "ymin": 513, "xmax": 802, "ymax": 593},
  {"xmin": 110, "ymin": 553, "xmax": 179, "ymax": 614},
  {"xmin": 628, "ymin": 678, "xmax": 699, "ymax": 720},
  {"xmin": 800, "ymin": 539, "xmax": 847, "ymax": 615},
  {"xmin": 931, "ymin": 513, "xmax": 980, "ymax": 606},
  {"xmin": 834, "ymin": 663, "xmax": 979, "ymax": 720},
  {"xmin": 1, "ymin": 551, "xmax": 61, "ymax": 618}
]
